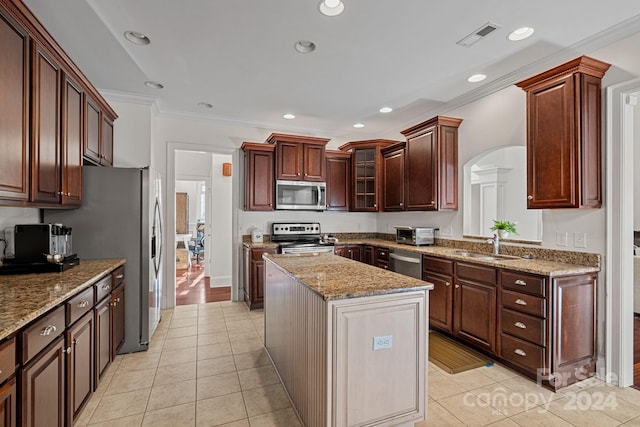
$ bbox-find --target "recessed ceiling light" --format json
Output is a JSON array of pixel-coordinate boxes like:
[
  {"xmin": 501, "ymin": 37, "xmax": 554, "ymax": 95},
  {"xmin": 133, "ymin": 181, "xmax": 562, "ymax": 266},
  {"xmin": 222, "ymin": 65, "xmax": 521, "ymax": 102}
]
[
  {"xmin": 144, "ymin": 81, "xmax": 164, "ymax": 89},
  {"xmin": 283, "ymin": 113, "xmax": 296, "ymax": 119},
  {"xmin": 294, "ymin": 40, "xmax": 316, "ymax": 54},
  {"xmin": 124, "ymin": 31, "xmax": 150, "ymax": 45},
  {"xmin": 467, "ymin": 74, "xmax": 487, "ymax": 83},
  {"xmin": 508, "ymin": 27, "xmax": 534, "ymax": 41},
  {"xmin": 318, "ymin": 0, "xmax": 344, "ymax": 17},
  {"xmin": 379, "ymin": 107, "xmax": 393, "ymax": 114},
  {"xmin": 198, "ymin": 102, "xmax": 213, "ymax": 109},
  {"xmin": 353, "ymin": 123, "xmax": 365, "ymax": 128}
]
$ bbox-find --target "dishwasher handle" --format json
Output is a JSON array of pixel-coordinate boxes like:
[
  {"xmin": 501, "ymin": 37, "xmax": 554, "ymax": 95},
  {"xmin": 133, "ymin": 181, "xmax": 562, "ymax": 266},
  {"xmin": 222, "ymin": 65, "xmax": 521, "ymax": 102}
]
[{"xmin": 389, "ymin": 253, "xmax": 421, "ymax": 264}]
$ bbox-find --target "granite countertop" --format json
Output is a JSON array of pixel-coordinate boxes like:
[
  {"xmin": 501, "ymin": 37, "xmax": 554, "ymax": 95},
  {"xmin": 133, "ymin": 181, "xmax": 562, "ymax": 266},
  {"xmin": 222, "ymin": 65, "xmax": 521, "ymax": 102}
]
[
  {"xmin": 242, "ymin": 241, "xmax": 279, "ymax": 249},
  {"xmin": 0, "ymin": 259, "xmax": 125, "ymax": 341},
  {"xmin": 264, "ymin": 253, "xmax": 433, "ymax": 301},
  {"xmin": 335, "ymin": 239, "xmax": 600, "ymax": 276}
]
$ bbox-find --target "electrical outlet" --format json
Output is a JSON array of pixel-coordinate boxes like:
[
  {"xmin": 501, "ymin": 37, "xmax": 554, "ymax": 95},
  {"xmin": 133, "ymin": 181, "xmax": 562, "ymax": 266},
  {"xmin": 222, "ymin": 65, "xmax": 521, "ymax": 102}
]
[
  {"xmin": 574, "ymin": 232, "xmax": 587, "ymax": 248},
  {"xmin": 556, "ymin": 232, "xmax": 568, "ymax": 247},
  {"xmin": 372, "ymin": 335, "xmax": 393, "ymax": 350}
]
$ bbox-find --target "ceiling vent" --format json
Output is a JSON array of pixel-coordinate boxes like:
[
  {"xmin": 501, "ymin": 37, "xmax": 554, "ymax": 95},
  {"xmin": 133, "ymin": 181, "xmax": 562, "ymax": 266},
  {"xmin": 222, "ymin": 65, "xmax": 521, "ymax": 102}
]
[{"xmin": 456, "ymin": 22, "xmax": 501, "ymax": 47}]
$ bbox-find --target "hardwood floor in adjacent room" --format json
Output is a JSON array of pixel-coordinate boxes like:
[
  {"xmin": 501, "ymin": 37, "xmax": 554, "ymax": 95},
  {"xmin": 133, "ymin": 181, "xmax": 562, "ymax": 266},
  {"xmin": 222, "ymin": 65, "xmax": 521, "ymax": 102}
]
[
  {"xmin": 634, "ymin": 314, "xmax": 640, "ymax": 390},
  {"xmin": 176, "ymin": 262, "xmax": 231, "ymax": 306}
]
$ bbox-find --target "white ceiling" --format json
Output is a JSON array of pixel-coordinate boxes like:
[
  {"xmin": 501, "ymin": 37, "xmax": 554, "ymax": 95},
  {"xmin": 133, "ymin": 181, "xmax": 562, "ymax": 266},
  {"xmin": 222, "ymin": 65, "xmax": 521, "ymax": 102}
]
[{"xmin": 23, "ymin": 0, "xmax": 640, "ymax": 139}]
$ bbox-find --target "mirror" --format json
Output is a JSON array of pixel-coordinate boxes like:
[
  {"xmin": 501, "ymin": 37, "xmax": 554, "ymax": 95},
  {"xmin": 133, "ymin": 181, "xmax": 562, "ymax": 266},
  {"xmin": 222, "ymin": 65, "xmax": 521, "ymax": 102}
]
[{"xmin": 463, "ymin": 146, "xmax": 542, "ymax": 242}]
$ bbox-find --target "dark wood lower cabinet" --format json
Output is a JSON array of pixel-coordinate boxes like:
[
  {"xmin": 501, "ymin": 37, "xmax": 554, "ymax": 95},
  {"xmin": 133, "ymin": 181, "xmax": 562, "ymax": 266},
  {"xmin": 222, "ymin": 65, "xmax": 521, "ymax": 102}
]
[
  {"xmin": 111, "ymin": 284, "xmax": 125, "ymax": 358},
  {"xmin": 362, "ymin": 245, "xmax": 375, "ymax": 265},
  {"xmin": 425, "ymin": 272, "xmax": 453, "ymax": 333},
  {"xmin": 0, "ymin": 378, "xmax": 16, "ymax": 427},
  {"xmin": 66, "ymin": 312, "xmax": 94, "ymax": 426},
  {"xmin": 21, "ymin": 336, "xmax": 65, "ymax": 427},
  {"xmin": 454, "ymin": 278, "xmax": 497, "ymax": 353},
  {"xmin": 334, "ymin": 244, "xmax": 362, "ymax": 262},
  {"xmin": 244, "ymin": 247, "xmax": 278, "ymax": 309},
  {"xmin": 94, "ymin": 298, "xmax": 111, "ymax": 382}
]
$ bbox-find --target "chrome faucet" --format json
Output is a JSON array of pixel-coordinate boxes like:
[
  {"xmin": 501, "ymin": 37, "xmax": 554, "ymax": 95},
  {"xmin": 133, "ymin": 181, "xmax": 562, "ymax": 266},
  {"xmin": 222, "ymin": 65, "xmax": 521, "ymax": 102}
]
[{"xmin": 487, "ymin": 233, "xmax": 500, "ymax": 255}]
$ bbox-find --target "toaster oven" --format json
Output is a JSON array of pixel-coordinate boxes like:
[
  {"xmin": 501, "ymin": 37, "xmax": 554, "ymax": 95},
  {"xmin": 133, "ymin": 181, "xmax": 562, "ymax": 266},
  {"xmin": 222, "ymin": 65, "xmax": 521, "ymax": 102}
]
[{"xmin": 395, "ymin": 226, "xmax": 438, "ymax": 246}]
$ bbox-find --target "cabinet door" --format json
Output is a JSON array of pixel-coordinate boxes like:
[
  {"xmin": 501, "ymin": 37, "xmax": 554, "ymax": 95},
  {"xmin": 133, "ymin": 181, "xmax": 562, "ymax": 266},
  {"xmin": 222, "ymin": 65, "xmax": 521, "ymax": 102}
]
[
  {"xmin": 61, "ymin": 75, "xmax": 83, "ymax": 206},
  {"xmin": 453, "ymin": 279, "xmax": 496, "ymax": 352},
  {"xmin": 302, "ymin": 144, "xmax": 325, "ymax": 181},
  {"xmin": 21, "ymin": 336, "xmax": 65, "ymax": 427},
  {"xmin": 0, "ymin": 10, "xmax": 29, "ymax": 203},
  {"xmin": 326, "ymin": 153, "xmax": 350, "ymax": 211},
  {"xmin": 30, "ymin": 42, "xmax": 61, "ymax": 204},
  {"xmin": 84, "ymin": 98, "xmax": 101, "ymax": 164},
  {"xmin": 243, "ymin": 246, "xmax": 250, "ymax": 304},
  {"xmin": 66, "ymin": 311, "xmax": 94, "ymax": 425},
  {"xmin": 94, "ymin": 298, "xmax": 111, "ymax": 383},
  {"xmin": 363, "ymin": 246, "xmax": 375, "ymax": 265},
  {"xmin": 249, "ymin": 248, "xmax": 277, "ymax": 309},
  {"xmin": 334, "ymin": 246, "xmax": 348, "ymax": 258},
  {"xmin": 276, "ymin": 142, "xmax": 302, "ymax": 180},
  {"xmin": 425, "ymin": 272, "xmax": 453, "ymax": 333},
  {"xmin": 0, "ymin": 378, "xmax": 16, "ymax": 427},
  {"xmin": 383, "ymin": 149, "xmax": 405, "ymax": 211},
  {"xmin": 111, "ymin": 284, "xmax": 125, "ymax": 358},
  {"xmin": 438, "ymin": 125, "xmax": 458, "ymax": 210},
  {"xmin": 100, "ymin": 116, "xmax": 113, "ymax": 166},
  {"xmin": 405, "ymin": 130, "xmax": 437, "ymax": 211},
  {"xmin": 352, "ymin": 148, "xmax": 378, "ymax": 211},
  {"xmin": 526, "ymin": 75, "xmax": 577, "ymax": 208},
  {"xmin": 348, "ymin": 245, "xmax": 362, "ymax": 262},
  {"xmin": 244, "ymin": 149, "xmax": 274, "ymax": 211}
]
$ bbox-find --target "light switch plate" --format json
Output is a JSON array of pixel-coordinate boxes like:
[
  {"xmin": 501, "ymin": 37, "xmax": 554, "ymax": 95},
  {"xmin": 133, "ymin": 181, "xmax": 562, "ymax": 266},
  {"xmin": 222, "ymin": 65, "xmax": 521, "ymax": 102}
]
[
  {"xmin": 574, "ymin": 232, "xmax": 587, "ymax": 248},
  {"xmin": 556, "ymin": 232, "xmax": 568, "ymax": 247}
]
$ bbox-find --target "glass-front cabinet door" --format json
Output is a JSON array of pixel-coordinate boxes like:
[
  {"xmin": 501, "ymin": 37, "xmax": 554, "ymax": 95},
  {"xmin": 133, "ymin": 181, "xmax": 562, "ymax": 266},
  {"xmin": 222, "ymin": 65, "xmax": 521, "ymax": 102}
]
[{"xmin": 353, "ymin": 148, "xmax": 377, "ymax": 211}]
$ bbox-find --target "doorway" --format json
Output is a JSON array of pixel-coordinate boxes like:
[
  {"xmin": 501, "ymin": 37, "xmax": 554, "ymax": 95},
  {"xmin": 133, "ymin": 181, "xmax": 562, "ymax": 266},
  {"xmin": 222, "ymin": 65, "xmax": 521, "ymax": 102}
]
[{"xmin": 167, "ymin": 146, "xmax": 236, "ymax": 308}]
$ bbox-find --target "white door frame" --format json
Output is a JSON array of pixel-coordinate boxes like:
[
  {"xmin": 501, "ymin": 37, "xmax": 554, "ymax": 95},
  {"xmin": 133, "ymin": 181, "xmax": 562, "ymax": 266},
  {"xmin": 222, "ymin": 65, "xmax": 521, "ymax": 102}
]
[
  {"xmin": 165, "ymin": 141, "xmax": 240, "ymax": 309},
  {"xmin": 605, "ymin": 78, "xmax": 639, "ymax": 387}
]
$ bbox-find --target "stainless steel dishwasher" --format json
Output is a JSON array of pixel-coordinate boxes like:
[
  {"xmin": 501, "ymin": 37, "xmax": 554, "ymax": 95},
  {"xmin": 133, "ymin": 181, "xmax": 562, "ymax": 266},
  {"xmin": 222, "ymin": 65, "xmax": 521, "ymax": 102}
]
[{"xmin": 389, "ymin": 249, "xmax": 422, "ymax": 279}]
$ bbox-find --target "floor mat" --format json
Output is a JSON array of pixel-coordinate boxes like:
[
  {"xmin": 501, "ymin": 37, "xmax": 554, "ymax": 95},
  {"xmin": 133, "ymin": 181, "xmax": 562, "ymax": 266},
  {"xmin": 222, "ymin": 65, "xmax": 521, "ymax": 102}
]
[{"xmin": 429, "ymin": 331, "xmax": 493, "ymax": 374}]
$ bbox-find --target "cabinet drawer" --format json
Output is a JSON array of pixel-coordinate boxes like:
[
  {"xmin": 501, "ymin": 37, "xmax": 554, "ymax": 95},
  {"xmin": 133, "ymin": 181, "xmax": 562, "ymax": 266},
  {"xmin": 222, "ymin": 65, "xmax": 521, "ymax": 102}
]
[
  {"xmin": 0, "ymin": 337, "xmax": 16, "ymax": 384},
  {"xmin": 423, "ymin": 256, "xmax": 453, "ymax": 276},
  {"xmin": 501, "ymin": 289, "xmax": 546, "ymax": 317},
  {"xmin": 501, "ymin": 308, "xmax": 546, "ymax": 346},
  {"xmin": 21, "ymin": 306, "xmax": 65, "ymax": 364},
  {"xmin": 112, "ymin": 265, "xmax": 125, "ymax": 287},
  {"xmin": 67, "ymin": 287, "xmax": 95, "ymax": 326},
  {"xmin": 501, "ymin": 333, "xmax": 546, "ymax": 373},
  {"xmin": 376, "ymin": 248, "xmax": 390, "ymax": 261},
  {"xmin": 95, "ymin": 274, "xmax": 113, "ymax": 302},
  {"xmin": 456, "ymin": 262, "xmax": 496, "ymax": 284},
  {"xmin": 501, "ymin": 271, "xmax": 545, "ymax": 297}
]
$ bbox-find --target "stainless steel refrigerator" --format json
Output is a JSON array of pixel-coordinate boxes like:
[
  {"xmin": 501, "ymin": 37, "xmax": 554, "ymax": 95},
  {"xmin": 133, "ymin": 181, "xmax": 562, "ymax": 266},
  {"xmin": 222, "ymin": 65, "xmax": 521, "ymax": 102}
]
[{"xmin": 44, "ymin": 166, "xmax": 164, "ymax": 354}]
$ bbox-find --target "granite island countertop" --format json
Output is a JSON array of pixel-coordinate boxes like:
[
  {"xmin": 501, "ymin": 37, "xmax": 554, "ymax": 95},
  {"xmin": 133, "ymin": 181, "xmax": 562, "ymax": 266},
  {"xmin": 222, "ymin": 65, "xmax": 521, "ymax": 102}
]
[
  {"xmin": 0, "ymin": 258, "xmax": 125, "ymax": 341},
  {"xmin": 264, "ymin": 253, "xmax": 433, "ymax": 301}
]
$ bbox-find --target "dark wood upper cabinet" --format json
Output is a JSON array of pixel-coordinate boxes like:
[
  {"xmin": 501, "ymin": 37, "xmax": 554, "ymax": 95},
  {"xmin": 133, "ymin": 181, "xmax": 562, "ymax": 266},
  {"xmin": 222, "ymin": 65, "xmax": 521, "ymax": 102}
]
[
  {"xmin": 61, "ymin": 75, "xmax": 83, "ymax": 207},
  {"xmin": 400, "ymin": 116, "xmax": 462, "ymax": 211},
  {"xmin": 515, "ymin": 56, "xmax": 610, "ymax": 209},
  {"xmin": 242, "ymin": 142, "xmax": 275, "ymax": 211},
  {"xmin": 325, "ymin": 150, "xmax": 350, "ymax": 211},
  {"xmin": 0, "ymin": 8, "xmax": 30, "ymax": 204},
  {"xmin": 101, "ymin": 115, "xmax": 114, "ymax": 166},
  {"xmin": 30, "ymin": 41, "xmax": 62, "ymax": 205},
  {"xmin": 267, "ymin": 133, "xmax": 329, "ymax": 182},
  {"xmin": 84, "ymin": 98, "xmax": 101, "ymax": 164},
  {"xmin": 339, "ymin": 139, "xmax": 398, "ymax": 212},
  {"xmin": 382, "ymin": 142, "xmax": 406, "ymax": 211}
]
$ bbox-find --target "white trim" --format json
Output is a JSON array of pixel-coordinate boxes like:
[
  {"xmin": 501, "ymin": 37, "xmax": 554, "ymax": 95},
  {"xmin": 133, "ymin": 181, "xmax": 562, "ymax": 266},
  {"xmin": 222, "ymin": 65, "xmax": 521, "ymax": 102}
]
[
  {"xmin": 166, "ymin": 141, "xmax": 240, "ymax": 308},
  {"xmin": 605, "ymin": 78, "xmax": 640, "ymax": 387}
]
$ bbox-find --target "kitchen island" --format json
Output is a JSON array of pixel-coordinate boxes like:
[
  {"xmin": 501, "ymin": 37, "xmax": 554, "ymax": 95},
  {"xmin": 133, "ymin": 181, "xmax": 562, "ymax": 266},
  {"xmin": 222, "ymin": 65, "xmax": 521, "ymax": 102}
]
[{"xmin": 264, "ymin": 253, "xmax": 433, "ymax": 427}]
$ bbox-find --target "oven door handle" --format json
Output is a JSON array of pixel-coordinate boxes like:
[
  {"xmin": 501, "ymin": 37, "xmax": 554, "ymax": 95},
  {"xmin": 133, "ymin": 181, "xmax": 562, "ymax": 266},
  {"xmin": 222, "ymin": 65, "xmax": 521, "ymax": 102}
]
[{"xmin": 389, "ymin": 253, "xmax": 421, "ymax": 263}]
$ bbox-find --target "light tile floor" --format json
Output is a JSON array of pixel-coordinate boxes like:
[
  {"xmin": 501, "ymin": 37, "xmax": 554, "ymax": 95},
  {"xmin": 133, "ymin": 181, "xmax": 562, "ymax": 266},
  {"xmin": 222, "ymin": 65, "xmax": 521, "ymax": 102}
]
[{"xmin": 76, "ymin": 301, "xmax": 640, "ymax": 427}]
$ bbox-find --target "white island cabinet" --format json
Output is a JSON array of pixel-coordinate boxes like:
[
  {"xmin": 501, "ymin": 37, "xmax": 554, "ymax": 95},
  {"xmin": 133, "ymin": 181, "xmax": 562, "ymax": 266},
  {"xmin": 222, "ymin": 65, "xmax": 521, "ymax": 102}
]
[{"xmin": 264, "ymin": 253, "xmax": 433, "ymax": 427}]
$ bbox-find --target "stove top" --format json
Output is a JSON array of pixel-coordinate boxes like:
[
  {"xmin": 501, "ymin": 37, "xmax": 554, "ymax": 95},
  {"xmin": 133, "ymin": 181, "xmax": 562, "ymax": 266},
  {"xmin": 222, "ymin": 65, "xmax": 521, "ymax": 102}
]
[{"xmin": 271, "ymin": 222, "xmax": 323, "ymax": 242}]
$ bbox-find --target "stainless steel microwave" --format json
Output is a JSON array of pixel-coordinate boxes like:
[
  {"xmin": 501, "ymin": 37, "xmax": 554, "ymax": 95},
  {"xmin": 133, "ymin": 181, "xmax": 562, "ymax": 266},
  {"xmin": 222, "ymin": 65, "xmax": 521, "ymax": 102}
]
[
  {"xmin": 395, "ymin": 226, "xmax": 438, "ymax": 246},
  {"xmin": 275, "ymin": 180, "xmax": 326, "ymax": 211}
]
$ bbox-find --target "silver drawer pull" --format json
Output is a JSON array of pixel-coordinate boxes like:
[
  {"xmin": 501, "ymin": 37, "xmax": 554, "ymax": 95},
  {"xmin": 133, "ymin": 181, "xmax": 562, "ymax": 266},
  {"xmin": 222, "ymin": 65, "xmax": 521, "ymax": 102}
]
[
  {"xmin": 77, "ymin": 300, "xmax": 90, "ymax": 308},
  {"xmin": 101, "ymin": 284, "xmax": 111, "ymax": 291},
  {"xmin": 40, "ymin": 325, "xmax": 57, "ymax": 336},
  {"xmin": 514, "ymin": 321, "xmax": 527, "ymax": 329},
  {"xmin": 62, "ymin": 346, "xmax": 72, "ymax": 354},
  {"xmin": 514, "ymin": 348, "xmax": 527, "ymax": 357},
  {"xmin": 116, "ymin": 274, "xmax": 124, "ymax": 279},
  {"xmin": 515, "ymin": 299, "xmax": 527, "ymax": 306},
  {"xmin": 514, "ymin": 279, "xmax": 527, "ymax": 286}
]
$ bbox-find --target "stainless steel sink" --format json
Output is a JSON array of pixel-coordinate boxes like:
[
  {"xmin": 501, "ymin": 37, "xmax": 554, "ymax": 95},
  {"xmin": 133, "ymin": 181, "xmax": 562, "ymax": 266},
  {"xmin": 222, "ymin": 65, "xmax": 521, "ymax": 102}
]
[{"xmin": 452, "ymin": 251, "xmax": 519, "ymax": 261}]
